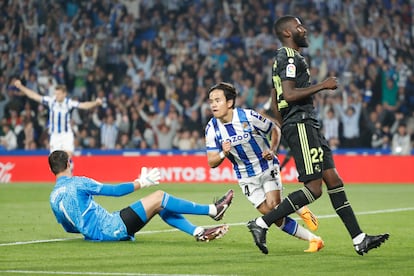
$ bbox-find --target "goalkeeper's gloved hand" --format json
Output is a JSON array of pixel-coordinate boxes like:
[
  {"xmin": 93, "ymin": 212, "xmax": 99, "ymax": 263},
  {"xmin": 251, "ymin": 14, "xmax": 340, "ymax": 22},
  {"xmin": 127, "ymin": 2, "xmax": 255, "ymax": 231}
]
[{"xmin": 137, "ymin": 167, "xmax": 161, "ymax": 188}]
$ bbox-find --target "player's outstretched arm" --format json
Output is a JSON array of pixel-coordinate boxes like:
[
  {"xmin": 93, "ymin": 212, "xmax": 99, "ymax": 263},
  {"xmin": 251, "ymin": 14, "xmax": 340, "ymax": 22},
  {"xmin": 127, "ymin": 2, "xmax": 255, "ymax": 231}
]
[
  {"xmin": 13, "ymin": 79, "xmax": 42, "ymax": 103},
  {"xmin": 78, "ymin": 98, "xmax": 103, "ymax": 110},
  {"xmin": 98, "ymin": 167, "xmax": 161, "ymax": 196}
]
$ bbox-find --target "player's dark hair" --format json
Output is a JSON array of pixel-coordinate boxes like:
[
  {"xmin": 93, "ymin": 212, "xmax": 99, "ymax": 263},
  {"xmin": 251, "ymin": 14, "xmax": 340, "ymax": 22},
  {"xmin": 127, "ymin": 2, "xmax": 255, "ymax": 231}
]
[
  {"xmin": 273, "ymin": 15, "xmax": 297, "ymax": 41},
  {"xmin": 48, "ymin": 150, "xmax": 69, "ymax": 175},
  {"xmin": 208, "ymin": 82, "xmax": 237, "ymax": 108}
]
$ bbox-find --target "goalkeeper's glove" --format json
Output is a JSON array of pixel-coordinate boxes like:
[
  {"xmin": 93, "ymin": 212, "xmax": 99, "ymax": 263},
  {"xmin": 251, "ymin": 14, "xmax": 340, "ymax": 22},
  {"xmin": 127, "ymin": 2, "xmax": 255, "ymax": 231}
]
[{"xmin": 137, "ymin": 167, "xmax": 161, "ymax": 188}]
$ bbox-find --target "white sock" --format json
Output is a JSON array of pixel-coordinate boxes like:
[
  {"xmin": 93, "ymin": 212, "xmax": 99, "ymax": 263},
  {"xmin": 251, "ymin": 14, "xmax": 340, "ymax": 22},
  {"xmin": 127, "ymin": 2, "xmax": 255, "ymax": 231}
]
[
  {"xmin": 208, "ymin": 204, "xmax": 216, "ymax": 217},
  {"xmin": 294, "ymin": 224, "xmax": 318, "ymax": 241},
  {"xmin": 353, "ymin": 233, "xmax": 366, "ymax": 245},
  {"xmin": 256, "ymin": 217, "xmax": 269, "ymax": 229},
  {"xmin": 296, "ymin": 206, "xmax": 305, "ymax": 215},
  {"xmin": 193, "ymin": 226, "xmax": 204, "ymax": 236}
]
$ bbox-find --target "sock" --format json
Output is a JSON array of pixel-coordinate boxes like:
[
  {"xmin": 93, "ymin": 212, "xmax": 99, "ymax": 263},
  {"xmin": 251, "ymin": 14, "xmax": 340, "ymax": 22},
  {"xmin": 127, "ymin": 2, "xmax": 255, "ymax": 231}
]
[
  {"xmin": 296, "ymin": 206, "xmax": 306, "ymax": 215},
  {"xmin": 279, "ymin": 217, "xmax": 297, "ymax": 235},
  {"xmin": 295, "ymin": 224, "xmax": 317, "ymax": 241},
  {"xmin": 158, "ymin": 209, "xmax": 196, "ymax": 235},
  {"xmin": 193, "ymin": 227, "xmax": 204, "ymax": 236},
  {"xmin": 256, "ymin": 217, "xmax": 269, "ymax": 229},
  {"xmin": 129, "ymin": 200, "xmax": 148, "ymax": 223},
  {"xmin": 278, "ymin": 217, "xmax": 317, "ymax": 241},
  {"xmin": 328, "ymin": 185, "xmax": 363, "ymax": 238},
  {"xmin": 262, "ymin": 187, "xmax": 316, "ymax": 227},
  {"xmin": 161, "ymin": 193, "xmax": 209, "ymax": 215},
  {"xmin": 208, "ymin": 205, "xmax": 216, "ymax": 217},
  {"xmin": 353, "ymin": 233, "xmax": 366, "ymax": 245}
]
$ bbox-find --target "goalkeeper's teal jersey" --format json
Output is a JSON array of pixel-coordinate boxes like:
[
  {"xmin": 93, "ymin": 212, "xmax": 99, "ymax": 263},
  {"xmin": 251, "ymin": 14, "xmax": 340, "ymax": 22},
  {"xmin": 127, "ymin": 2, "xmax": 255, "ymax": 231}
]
[{"xmin": 49, "ymin": 176, "xmax": 134, "ymax": 241}]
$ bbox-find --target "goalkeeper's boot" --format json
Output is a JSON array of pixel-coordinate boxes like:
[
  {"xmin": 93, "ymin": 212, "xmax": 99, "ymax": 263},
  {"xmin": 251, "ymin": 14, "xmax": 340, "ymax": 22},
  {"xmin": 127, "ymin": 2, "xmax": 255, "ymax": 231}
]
[
  {"xmin": 354, "ymin": 233, "xmax": 389, "ymax": 255},
  {"xmin": 297, "ymin": 205, "xmax": 319, "ymax": 231},
  {"xmin": 195, "ymin": 225, "xmax": 229, "ymax": 242},
  {"xmin": 304, "ymin": 237, "xmax": 324, "ymax": 253},
  {"xmin": 211, "ymin": 189, "xmax": 234, "ymax": 221},
  {"xmin": 247, "ymin": 219, "xmax": 268, "ymax": 254}
]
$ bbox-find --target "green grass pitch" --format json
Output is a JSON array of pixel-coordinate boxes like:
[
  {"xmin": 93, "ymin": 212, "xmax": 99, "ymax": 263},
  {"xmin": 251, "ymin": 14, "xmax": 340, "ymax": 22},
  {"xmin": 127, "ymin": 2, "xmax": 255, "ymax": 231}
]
[{"xmin": 1, "ymin": 183, "xmax": 413, "ymax": 275}]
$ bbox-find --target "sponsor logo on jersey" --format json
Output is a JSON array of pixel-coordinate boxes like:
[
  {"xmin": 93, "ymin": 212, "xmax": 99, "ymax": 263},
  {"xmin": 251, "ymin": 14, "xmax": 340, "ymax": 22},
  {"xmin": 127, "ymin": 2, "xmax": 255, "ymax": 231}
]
[{"xmin": 225, "ymin": 132, "xmax": 251, "ymax": 146}]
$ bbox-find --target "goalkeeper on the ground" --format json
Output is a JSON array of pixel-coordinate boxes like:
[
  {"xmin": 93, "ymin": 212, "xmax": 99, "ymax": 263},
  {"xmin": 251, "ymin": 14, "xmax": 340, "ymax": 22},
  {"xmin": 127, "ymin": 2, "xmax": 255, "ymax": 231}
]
[{"xmin": 48, "ymin": 150, "xmax": 233, "ymax": 242}]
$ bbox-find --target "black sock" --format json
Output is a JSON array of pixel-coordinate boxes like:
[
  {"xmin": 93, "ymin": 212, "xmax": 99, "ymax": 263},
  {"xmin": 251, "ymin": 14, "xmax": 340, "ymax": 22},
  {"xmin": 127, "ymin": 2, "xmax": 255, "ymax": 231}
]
[
  {"xmin": 262, "ymin": 187, "xmax": 316, "ymax": 226},
  {"xmin": 328, "ymin": 185, "xmax": 362, "ymax": 238}
]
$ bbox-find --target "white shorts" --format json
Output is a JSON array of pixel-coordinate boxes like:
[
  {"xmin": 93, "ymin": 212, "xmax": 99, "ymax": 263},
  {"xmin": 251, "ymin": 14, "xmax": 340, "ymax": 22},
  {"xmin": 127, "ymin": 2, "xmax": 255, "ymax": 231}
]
[
  {"xmin": 49, "ymin": 132, "xmax": 75, "ymax": 153},
  {"xmin": 238, "ymin": 166, "xmax": 282, "ymax": 208}
]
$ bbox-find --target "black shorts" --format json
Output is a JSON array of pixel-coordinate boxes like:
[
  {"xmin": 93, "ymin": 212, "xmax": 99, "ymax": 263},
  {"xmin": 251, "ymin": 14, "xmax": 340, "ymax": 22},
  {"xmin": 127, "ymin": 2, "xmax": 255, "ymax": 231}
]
[
  {"xmin": 282, "ymin": 122, "xmax": 335, "ymax": 183},
  {"xmin": 120, "ymin": 206, "xmax": 146, "ymax": 236}
]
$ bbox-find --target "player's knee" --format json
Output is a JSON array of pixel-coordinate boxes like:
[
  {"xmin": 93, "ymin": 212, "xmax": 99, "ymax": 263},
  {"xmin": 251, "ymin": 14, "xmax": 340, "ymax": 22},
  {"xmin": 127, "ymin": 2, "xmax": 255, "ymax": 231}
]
[
  {"xmin": 305, "ymin": 181, "xmax": 323, "ymax": 199},
  {"xmin": 148, "ymin": 190, "xmax": 165, "ymax": 206},
  {"xmin": 257, "ymin": 201, "xmax": 278, "ymax": 214},
  {"xmin": 154, "ymin": 190, "xmax": 165, "ymax": 199},
  {"xmin": 266, "ymin": 199, "xmax": 279, "ymax": 210}
]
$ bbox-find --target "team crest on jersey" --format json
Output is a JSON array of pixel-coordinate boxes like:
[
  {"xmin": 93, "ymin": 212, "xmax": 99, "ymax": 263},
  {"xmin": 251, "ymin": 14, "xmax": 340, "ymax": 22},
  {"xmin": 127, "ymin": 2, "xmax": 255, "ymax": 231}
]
[
  {"xmin": 242, "ymin": 122, "xmax": 252, "ymax": 132},
  {"xmin": 286, "ymin": 64, "xmax": 296, "ymax": 77}
]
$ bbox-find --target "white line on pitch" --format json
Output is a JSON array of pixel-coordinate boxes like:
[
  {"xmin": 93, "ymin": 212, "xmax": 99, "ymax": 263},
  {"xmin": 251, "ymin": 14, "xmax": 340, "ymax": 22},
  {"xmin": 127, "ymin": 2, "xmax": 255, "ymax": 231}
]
[
  {"xmin": 0, "ymin": 271, "xmax": 224, "ymax": 276},
  {"xmin": 1, "ymin": 207, "xmax": 412, "ymax": 247}
]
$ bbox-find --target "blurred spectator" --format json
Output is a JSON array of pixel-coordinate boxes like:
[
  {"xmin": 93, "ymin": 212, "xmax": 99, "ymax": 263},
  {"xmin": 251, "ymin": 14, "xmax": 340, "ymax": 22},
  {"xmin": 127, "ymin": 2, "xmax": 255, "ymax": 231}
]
[
  {"xmin": 391, "ymin": 123, "xmax": 412, "ymax": 155},
  {"xmin": 333, "ymin": 93, "xmax": 362, "ymax": 148},
  {"xmin": 116, "ymin": 132, "xmax": 135, "ymax": 149},
  {"xmin": 0, "ymin": 87, "xmax": 10, "ymax": 120},
  {"xmin": 153, "ymin": 121, "xmax": 178, "ymax": 150},
  {"xmin": 173, "ymin": 129, "xmax": 196, "ymax": 150},
  {"xmin": 322, "ymin": 108, "xmax": 340, "ymax": 150},
  {"xmin": 17, "ymin": 118, "xmax": 36, "ymax": 150},
  {"xmin": 371, "ymin": 123, "xmax": 392, "ymax": 150},
  {"xmin": 92, "ymin": 110, "xmax": 120, "ymax": 150},
  {"xmin": 0, "ymin": 122, "xmax": 17, "ymax": 150},
  {"xmin": 0, "ymin": 0, "xmax": 412, "ymax": 154}
]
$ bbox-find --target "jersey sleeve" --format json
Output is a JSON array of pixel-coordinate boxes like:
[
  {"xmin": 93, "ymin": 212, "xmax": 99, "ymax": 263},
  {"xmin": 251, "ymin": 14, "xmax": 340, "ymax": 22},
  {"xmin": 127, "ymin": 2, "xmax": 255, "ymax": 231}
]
[
  {"xmin": 248, "ymin": 110, "xmax": 274, "ymax": 135},
  {"xmin": 67, "ymin": 98, "xmax": 80, "ymax": 109},
  {"xmin": 205, "ymin": 121, "xmax": 221, "ymax": 152},
  {"xmin": 42, "ymin": 95, "xmax": 51, "ymax": 106},
  {"xmin": 79, "ymin": 177, "xmax": 134, "ymax": 197},
  {"xmin": 275, "ymin": 47, "xmax": 298, "ymax": 81},
  {"xmin": 99, "ymin": 182, "xmax": 135, "ymax": 196}
]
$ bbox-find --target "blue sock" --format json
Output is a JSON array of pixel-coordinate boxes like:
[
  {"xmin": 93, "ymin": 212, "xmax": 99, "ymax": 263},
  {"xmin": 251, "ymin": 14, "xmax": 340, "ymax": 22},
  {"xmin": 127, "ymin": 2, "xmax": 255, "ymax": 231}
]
[
  {"xmin": 158, "ymin": 209, "xmax": 196, "ymax": 235},
  {"xmin": 161, "ymin": 193, "xmax": 209, "ymax": 215},
  {"xmin": 129, "ymin": 200, "xmax": 148, "ymax": 223},
  {"xmin": 280, "ymin": 216, "xmax": 298, "ymax": 236}
]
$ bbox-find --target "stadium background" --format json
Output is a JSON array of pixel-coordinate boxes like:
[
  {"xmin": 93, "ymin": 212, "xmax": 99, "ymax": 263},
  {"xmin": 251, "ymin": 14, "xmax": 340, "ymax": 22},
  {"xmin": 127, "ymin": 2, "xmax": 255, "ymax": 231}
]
[{"xmin": 0, "ymin": 1, "xmax": 413, "ymax": 184}]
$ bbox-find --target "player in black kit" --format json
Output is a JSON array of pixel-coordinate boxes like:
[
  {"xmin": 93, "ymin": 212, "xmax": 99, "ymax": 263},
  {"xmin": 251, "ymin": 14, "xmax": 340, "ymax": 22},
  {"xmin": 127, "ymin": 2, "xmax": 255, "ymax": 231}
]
[{"xmin": 247, "ymin": 15, "xmax": 389, "ymax": 255}]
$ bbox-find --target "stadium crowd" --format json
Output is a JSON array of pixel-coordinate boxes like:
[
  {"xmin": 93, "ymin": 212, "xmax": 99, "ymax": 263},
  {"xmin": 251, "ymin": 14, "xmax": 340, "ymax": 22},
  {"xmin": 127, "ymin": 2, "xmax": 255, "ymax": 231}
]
[{"xmin": 0, "ymin": 0, "xmax": 413, "ymax": 155}]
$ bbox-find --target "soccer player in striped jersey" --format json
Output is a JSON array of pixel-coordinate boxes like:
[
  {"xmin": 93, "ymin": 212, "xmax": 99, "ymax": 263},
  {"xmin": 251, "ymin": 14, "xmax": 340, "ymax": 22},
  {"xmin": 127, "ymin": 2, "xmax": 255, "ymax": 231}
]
[
  {"xmin": 205, "ymin": 82, "xmax": 323, "ymax": 253},
  {"xmin": 48, "ymin": 150, "xmax": 232, "ymax": 242},
  {"xmin": 247, "ymin": 15, "xmax": 389, "ymax": 255},
  {"xmin": 14, "ymin": 79, "xmax": 102, "ymax": 169}
]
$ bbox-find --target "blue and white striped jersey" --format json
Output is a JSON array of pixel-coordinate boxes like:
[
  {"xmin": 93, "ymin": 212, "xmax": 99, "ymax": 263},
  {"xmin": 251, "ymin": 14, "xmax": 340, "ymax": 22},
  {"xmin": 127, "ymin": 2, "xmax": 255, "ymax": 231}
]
[
  {"xmin": 205, "ymin": 108, "xmax": 279, "ymax": 179},
  {"xmin": 42, "ymin": 96, "xmax": 79, "ymax": 134},
  {"xmin": 49, "ymin": 176, "xmax": 134, "ymax": 241}
]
